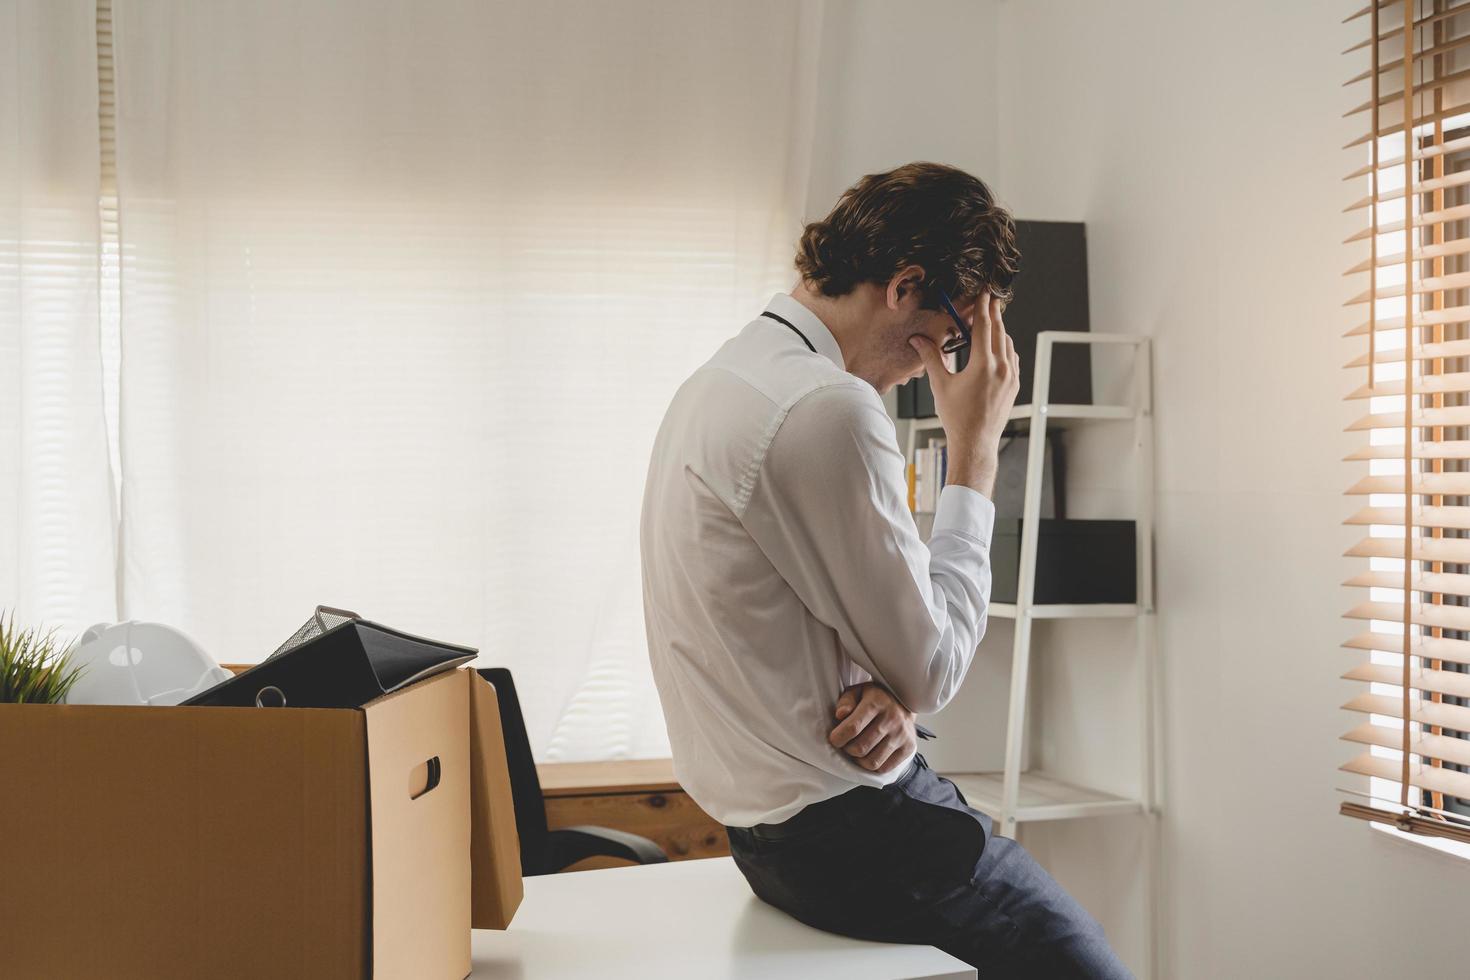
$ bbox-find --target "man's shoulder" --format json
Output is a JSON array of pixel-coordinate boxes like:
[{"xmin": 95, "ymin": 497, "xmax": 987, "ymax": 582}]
[
  {"xmin": 702, "ymin": 319, "xmax": 874, "ymax": 417},
  {"xmin": 775, "ymin": 376, "xmax": 891, "ymax": 452}
]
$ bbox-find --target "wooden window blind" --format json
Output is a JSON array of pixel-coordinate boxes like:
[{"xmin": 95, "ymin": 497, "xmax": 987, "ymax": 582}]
[{"xmin": 1342, "ymin": 0, "xmax": 1470, "ymax": 845}]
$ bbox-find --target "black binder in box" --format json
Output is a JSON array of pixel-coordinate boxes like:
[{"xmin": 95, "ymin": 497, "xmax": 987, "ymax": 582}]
[
  {"xmin": 184, "ymin": 619, "xmax": 476, "ymax": 709},
  {"xmin": 990, "ymin": 518, "xmax": 1136, "ymax": 605}
]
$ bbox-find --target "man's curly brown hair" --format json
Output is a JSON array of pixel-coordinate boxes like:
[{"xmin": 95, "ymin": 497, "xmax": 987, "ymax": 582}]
[{"xmin": 795, "ymin": 162, "xmax": 1020, "ymax": 307}]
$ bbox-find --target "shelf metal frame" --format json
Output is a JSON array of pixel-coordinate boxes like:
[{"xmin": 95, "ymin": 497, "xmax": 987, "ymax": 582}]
[{"xmin": 996, "ymin": 331, "xmax": 1157, "ymax": 838}]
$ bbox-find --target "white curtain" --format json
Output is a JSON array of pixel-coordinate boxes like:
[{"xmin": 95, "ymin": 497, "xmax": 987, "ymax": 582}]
[
  {"xmin": 0, "ymin": 0, "xmax": 118, "ymax": 631},
  {"xmin": 105, "ymin": 0, "xmax": 822, "ymax": 759}
]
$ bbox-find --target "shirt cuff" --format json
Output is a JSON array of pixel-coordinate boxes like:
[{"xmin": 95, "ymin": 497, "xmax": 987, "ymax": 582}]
[{"xmin": 932, "ymin": 484, "xmax": 995, "ymax": 547}]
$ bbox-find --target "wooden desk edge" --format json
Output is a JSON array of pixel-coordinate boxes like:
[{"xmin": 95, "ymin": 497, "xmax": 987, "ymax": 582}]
[{"xmin": 536, "ymin": 758, "xmax": 681, "ymax": 797}]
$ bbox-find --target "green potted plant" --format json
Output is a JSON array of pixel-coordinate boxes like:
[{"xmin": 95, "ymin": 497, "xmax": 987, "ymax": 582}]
[{"xmin": 0, "ymin": 610, "xmax": 85, "ymax": 704}]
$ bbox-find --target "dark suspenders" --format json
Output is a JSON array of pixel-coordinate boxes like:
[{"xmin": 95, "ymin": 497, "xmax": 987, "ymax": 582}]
[{"xmin": 760, "ymin": 310, "xmax": 817, "ymax": 354}]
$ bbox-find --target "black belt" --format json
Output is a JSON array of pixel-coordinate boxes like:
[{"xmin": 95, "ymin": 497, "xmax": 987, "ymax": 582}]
[{"xmin": 761, "ymin": 310, "xmax": 816, "ymax": 353}]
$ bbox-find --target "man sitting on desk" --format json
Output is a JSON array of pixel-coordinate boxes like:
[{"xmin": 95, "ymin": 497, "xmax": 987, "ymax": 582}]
[{"xmin": 639, "ymin": 162, "xmax": 1129, "ymax": 978}]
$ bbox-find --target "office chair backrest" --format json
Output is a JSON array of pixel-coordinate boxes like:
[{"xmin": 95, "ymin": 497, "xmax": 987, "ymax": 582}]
[{"xmin": 477, "ymin": 668, "xmax": 548, "ymax": 874}]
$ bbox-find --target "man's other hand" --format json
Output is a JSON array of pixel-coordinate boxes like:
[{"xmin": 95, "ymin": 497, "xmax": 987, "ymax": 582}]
[{"xmin": 827, "ymin": 682, "xmax": 917, "ymax": 774}]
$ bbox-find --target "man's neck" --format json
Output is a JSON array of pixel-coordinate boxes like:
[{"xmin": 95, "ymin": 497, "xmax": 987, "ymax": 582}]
[{"xmin": 789, "ymin": 282, "xmax": 862, "ymax": 373}]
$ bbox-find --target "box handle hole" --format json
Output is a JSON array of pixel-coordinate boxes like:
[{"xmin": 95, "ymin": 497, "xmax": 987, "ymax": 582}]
[{"xmin": 409, "ymin": 756, "xmax": 441, "ymax": 800}]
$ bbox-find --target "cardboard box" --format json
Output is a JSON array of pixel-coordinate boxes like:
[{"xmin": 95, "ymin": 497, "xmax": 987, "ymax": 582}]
[{"xmin": 0, "ymin": 667, "xmax": 521, "ymax": 979}]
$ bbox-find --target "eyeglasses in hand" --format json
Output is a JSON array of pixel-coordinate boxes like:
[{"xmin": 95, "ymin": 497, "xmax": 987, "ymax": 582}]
[{"xmin": 936, "ymin": 287, "xmax": 970, "ymax": 356}]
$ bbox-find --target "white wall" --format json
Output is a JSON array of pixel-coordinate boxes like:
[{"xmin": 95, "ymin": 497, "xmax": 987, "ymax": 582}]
[
  {"xmin": 811, "ymin": 1, "xmax": 1469, "ymax": 976},
  {"xmin": 805, "ymin": 0, "xmax": 1000, "ymax": 217},
  {"xmin": 991, "ymin": 1, "xmax": 1468, "ymax": 977}
]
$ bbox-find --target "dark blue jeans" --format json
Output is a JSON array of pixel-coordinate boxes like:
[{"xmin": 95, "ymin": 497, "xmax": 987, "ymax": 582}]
[{"xmin": 725, "ymin": 756, "xmax": 1132, "ymax": 978}]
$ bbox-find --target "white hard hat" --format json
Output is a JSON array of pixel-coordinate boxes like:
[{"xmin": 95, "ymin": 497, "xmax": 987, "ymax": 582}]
[{"xmin": 65, "ymin": 621, "xmax": 232, "ymax": 706}]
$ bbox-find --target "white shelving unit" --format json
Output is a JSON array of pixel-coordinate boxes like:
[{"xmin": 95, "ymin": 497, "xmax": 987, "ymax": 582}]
[{"xmin": 903, "ymin": 330, "xmax": 1159, "ymax": 974}]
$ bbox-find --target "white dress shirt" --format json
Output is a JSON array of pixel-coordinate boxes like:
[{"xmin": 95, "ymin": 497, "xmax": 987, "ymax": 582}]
[{"xmin": 639, "ymin": 292, "xmax": 996, "ymax": 827}]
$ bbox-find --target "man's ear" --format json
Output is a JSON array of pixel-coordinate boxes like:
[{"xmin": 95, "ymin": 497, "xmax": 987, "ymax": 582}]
[{"xmin": 885, "ymin": 264, "xmax": 927, "ymax": 311}]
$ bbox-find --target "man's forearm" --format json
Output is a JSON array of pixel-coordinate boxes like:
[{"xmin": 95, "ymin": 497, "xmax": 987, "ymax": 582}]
[{"xmin": 944, "ymin": 448, "xmax": 999, "ymax": 501}]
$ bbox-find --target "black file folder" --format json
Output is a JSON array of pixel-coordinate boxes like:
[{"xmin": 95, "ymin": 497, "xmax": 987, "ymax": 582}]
[{"xmin": 183, "ymin": 619, "xmax": 477, "ymax": 709}]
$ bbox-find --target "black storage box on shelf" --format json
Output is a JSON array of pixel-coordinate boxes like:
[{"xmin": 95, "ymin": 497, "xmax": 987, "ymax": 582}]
[
  {"xmin": 898, "ymin": 219, "xmax": 1093, "ymax": 419},
  {"xmin": 990, "ymin": 518, "xmax": 1136, "ymax": 605}
]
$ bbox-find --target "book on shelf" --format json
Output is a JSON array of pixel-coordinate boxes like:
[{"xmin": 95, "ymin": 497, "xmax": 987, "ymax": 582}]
[{"xmin": 910, "ymin": 438, "xmax": 947, "ymax": 515}]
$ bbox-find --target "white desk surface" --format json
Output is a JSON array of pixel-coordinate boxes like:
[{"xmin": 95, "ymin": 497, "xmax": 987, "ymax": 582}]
[{"xmin": 471, "ymin": 857, "xmax": 975, "ymax": 980}]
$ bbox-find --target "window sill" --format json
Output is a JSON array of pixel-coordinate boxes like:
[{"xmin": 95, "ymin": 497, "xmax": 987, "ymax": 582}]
[{"xmin": 1371, "ymin": 820, "xmax": 1470, "ymax": 863}]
